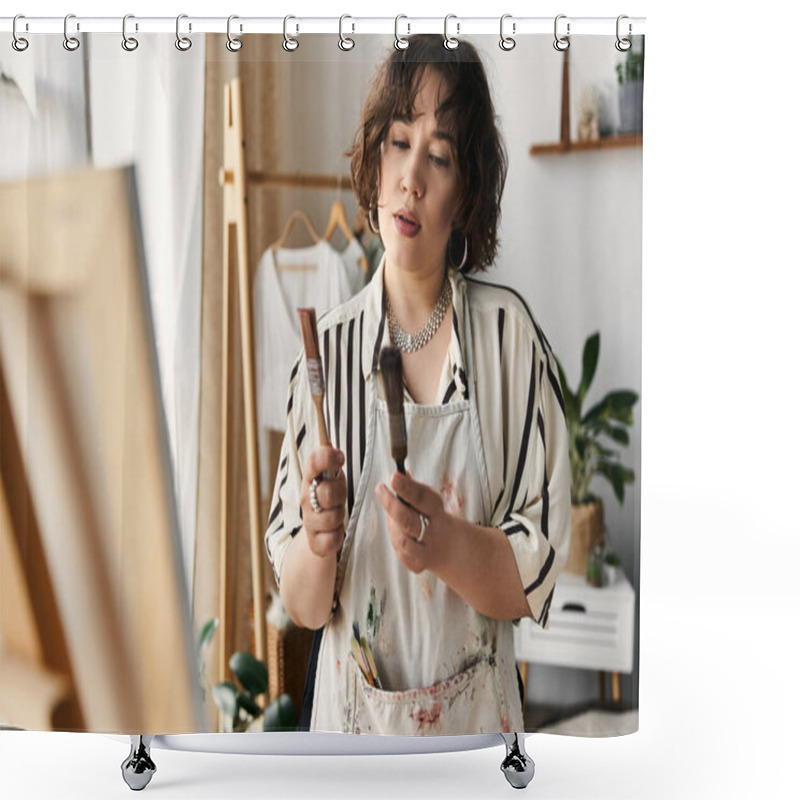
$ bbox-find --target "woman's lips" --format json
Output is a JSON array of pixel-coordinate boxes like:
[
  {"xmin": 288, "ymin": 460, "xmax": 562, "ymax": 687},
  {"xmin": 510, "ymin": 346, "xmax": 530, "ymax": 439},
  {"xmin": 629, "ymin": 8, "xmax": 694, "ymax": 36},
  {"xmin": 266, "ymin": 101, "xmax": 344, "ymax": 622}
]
[{"xmin": 394, "ymin": 213, "xmax": 421, "ymax": 238}]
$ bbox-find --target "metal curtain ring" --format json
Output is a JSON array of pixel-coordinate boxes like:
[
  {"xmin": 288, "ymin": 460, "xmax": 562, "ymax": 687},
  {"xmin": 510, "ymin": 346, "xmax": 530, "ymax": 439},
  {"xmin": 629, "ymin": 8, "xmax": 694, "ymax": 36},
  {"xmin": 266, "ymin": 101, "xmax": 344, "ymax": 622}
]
[
  {"xmin": 417, "ymin": 513, "xmax": 429, "ymax": 543},
  {"xmin": 309, "ymin": 477, "xmax": 322, "ymax": 514},
  {"xmin": 226, "ymin": 15, "xmax": 242, "ymax": 52},
  {"xmin": 283, "ymin": 15, "xmax": 299, "ymax": 52},
  {"xmin": 338, "ymin": 14, "xmax": 354, "ymax": 51},
  {"xmin": 499, "ymin": 14, "xmax": 516, "ymax": 51},
  {"xmin": 176, "ymin": 14, "xmax": 192, "ymax": 51},
  {"xmin": 12, "ymin": 14, "xmax": 29, "ymax": 52},
  {"xmin": 63, "ymin": 14, "xmax": 80, "ymax": 51},
  {"xmin": 122, "ymin": 14, "xmax": 138, "ymax": 51},
  {"xmin": 394, "ymin": 15, "xmax": 410, "ymax": 50},
  {"xmin": 553, "ymin": 14, "xmax": 570, "ymax": 51},
  {"xmin": 615, "ymin": 15, "xmax": 632, "ymax": 52},
  {"xmin": 443, "ymin": 14, "xmax": 459, "ymax": 50}
]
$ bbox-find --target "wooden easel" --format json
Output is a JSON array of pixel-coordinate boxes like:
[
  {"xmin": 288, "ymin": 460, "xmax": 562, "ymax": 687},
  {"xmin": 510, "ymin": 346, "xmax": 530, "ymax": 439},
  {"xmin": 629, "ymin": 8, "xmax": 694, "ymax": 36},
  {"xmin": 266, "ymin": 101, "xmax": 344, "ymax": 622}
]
[
  {"xmin": 217, "ymin": 78, "xmax": 356, "ymax": 697},
  {"xmin": 217, "ymin": 77, "xmax": 267, "ymax": 682},
  {"xmin": 0, "ymin": 168, "xmax": 200, "ymax": 734}
]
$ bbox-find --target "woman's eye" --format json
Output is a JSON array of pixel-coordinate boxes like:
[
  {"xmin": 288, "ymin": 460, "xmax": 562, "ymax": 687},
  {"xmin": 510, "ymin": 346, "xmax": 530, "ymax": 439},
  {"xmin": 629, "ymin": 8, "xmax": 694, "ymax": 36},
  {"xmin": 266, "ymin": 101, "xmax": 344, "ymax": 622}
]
[
  {"xmin": 430, "ymin": 154, "xmax": 450, "ymax": 167},
  {"xmin": 391, "ymin": 140, "xmax": 409, "ymax": 150}
]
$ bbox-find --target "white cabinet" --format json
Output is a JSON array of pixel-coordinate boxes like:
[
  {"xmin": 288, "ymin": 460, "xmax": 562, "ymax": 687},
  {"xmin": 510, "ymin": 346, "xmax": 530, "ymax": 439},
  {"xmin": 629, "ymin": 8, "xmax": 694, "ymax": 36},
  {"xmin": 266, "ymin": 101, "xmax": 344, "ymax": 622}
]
[{"xmin": 514, "ymin": 571, "xmax": 635, "ymax": 674}]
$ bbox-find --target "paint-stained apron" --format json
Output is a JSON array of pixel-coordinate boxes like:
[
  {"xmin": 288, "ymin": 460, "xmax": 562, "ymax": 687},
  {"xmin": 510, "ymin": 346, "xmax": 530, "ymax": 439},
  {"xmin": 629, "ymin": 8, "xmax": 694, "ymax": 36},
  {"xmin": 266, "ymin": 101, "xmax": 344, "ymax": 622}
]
[{"xmin": 311, "ymin": 290, "xmax": 524, "ymax": 735}]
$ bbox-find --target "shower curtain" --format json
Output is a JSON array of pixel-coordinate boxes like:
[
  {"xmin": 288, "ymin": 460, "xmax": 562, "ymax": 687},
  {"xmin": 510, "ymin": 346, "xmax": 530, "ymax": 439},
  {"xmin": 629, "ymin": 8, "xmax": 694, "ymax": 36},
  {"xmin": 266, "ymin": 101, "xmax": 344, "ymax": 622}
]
[{"xmin": 0, "ymin": 21, "xmax": 643, "ymax": 739}]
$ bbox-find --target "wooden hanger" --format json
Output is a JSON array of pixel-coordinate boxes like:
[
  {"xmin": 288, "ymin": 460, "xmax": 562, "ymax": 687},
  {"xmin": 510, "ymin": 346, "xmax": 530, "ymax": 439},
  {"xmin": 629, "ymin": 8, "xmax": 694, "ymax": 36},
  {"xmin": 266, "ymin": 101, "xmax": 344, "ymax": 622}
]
[
  {"xmin": 271, "ymin": 209, "xmax": 320, "ymax": 271},
  {"xmin": 324, "ymin": 199, "xmax": 353, "ymax": 243},
  {"xmin": 325, "ymin": 200, "xmax": 369, "ymax": 274}
]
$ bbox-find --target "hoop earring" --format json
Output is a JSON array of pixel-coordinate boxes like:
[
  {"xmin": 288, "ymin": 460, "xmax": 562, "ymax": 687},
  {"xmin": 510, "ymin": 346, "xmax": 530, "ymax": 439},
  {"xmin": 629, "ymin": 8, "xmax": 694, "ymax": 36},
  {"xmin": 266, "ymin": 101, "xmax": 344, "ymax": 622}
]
[
  {"xmin": 368, "ymin": 206, "xmax": 380, "ymax": 234},
  {"xmin": 449, "ymin": 232, "xmax": 468, "ymax": 271}
]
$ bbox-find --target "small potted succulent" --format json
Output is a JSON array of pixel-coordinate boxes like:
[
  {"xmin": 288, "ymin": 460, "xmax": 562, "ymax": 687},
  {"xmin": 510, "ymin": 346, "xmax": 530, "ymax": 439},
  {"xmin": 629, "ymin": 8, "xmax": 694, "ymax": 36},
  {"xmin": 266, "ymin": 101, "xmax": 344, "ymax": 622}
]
[
  {"xmin": 556, "ymin": 332, "xmax": 638, "ymax": 580},
  {"xmin": 197, "ymin": 618, "xmax": 297, "ymax": 733}
]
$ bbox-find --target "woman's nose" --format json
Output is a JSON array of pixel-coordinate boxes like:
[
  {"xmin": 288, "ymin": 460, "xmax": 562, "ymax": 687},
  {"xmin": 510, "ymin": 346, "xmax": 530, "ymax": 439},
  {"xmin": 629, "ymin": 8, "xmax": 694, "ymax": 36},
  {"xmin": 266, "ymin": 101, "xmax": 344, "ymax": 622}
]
[{"xmin": 401, "ymin": 150, "xmax": 425, "ymax": 197}]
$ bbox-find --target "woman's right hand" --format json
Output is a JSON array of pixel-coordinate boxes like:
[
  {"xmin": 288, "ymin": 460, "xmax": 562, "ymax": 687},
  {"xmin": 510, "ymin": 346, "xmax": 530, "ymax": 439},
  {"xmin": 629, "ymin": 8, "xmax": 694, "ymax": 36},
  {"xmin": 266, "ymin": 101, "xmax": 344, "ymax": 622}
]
[{"xmin": 301, "ymin": 446, "xmax": 347, "ymax": 558}]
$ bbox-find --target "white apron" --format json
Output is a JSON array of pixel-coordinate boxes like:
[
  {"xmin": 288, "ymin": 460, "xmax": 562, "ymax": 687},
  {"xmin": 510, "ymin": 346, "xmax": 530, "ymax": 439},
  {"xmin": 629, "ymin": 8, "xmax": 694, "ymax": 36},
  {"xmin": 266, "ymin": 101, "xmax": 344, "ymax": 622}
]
[{"xmin": 310, "ymin": 289, "xmax": 524, "ymax": 736}]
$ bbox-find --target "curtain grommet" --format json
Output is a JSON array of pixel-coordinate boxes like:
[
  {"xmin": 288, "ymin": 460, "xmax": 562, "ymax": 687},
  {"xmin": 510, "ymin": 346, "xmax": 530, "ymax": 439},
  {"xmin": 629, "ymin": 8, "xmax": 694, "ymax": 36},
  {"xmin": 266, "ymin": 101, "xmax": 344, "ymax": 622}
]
[
  {"xmin": 394, "ymin": 15, "xmax": 410, "ymax": 50},
  {"xmin": 283, "ymin": 15, "xmax": 299, "ymax": 52},
  {"xmin": 176, "ymin": 14, "xmax": 192, "ymax": 51},
  {"xmin": 226, "ymin": 15, "xmax": 242, "ymax": 52},
  {"xmin": 12, "ymin": 14, "xmax": 29, "ymax": 52},
  {"xmin": 615, "ymin": 15, "xmax": 632, "ymax": 52},
  {"xmin": 553, "ymin": 14, "xmax": 570, "ymax": 52},
  {"xmin": 443, "ymin": 14, "xmax": 459, "ymax": 51},
  {"xmin": 121, "ymin": 14, "xmax": 138, "ymax": 52},
  {"xmin": 499, "ymin": 14, "xmax": 516, "ymax": 51},
  {"xmin": 338, "ymin": 14, "xmax": 355, "ymax": 51},
  {"xmin": 63, "ymin": 13, "xmax": 80, "ymax": 51}
]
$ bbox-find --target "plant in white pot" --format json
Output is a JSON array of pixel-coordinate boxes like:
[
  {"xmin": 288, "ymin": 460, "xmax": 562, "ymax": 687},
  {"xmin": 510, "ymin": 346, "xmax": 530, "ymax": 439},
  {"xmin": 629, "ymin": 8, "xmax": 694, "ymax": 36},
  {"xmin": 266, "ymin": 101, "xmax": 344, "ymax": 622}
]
[{"xmin": 556, "ymin": 332, "xmax": 638, "ymax": 579}]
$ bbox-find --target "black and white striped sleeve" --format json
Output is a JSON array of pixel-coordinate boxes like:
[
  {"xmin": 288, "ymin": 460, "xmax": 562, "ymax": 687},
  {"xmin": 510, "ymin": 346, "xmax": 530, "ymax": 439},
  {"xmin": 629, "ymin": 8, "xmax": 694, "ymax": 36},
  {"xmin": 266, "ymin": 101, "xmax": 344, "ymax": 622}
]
[
  {"xmin": 264, "ymin": 349, "xmax": 313, "ymax": 587},
  {"xmin": 490, "ymin": 319, "xmax": 571, "ymax": 629}
]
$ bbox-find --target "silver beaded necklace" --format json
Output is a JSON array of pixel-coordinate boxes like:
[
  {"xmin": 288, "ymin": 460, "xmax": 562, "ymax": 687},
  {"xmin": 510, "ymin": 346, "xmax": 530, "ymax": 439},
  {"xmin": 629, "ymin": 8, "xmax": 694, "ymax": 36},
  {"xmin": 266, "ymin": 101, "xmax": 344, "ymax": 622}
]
[{"xmin": 386, "ymin": 276, "xmax": 452, "ymax": 353}]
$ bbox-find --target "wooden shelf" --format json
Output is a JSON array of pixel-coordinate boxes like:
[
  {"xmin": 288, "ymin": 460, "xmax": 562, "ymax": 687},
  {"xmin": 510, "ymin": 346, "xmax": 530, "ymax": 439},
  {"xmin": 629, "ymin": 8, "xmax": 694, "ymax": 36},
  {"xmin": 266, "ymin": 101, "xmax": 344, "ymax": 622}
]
[
  {"xmin": 530, "ymin": 46, "xmax": 642, "ymax": 157},
  {"xmin": 530, "ymin": 133, "xmax": 642, "ymax": 156}
]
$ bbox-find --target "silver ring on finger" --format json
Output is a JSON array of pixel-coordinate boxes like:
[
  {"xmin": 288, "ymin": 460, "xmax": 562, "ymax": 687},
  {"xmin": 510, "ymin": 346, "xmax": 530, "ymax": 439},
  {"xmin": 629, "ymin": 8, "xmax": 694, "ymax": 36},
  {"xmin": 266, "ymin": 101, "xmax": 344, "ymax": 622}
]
[
  {"xmin": 310, "ymin": 477, "xmax": 322, "ymax": 514},
  {"xmin": 417, "ymin": 513, "xmax": 429, "ymax": 543}
]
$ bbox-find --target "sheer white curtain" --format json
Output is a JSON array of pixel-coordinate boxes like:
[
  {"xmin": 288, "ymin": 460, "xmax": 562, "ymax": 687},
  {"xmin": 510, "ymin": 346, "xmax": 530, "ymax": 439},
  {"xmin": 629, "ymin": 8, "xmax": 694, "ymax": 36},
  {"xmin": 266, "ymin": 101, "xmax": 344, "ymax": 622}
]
[
  {"xmin": 0, "ymin": 37, "xmax": 88, "ymax": 180},
  {"xmin": 87, "ymin": 34, "xmax": 205, "ymax": 594}
]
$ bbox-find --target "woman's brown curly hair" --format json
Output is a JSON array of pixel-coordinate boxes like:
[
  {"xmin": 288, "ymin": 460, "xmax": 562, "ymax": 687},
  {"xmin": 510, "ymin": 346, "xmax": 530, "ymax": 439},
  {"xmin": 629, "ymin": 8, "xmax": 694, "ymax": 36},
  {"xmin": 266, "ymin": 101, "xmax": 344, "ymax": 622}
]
[{"xmin": 348, "ymin": 35, "xmax": 508, "ymax": 274}]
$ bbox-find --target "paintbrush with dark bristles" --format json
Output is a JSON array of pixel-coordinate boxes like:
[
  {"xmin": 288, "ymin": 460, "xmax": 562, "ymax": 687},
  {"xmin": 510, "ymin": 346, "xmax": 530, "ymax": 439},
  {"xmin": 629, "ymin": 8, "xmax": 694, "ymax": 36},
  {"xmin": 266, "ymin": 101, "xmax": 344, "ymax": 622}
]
[
  {"xmin": 379, "ymin": 346, "xmax": 412, "ymax": 509},
  {"xmin": 379, "ymin": 346, "xmax": 407, "ymax": 475}
]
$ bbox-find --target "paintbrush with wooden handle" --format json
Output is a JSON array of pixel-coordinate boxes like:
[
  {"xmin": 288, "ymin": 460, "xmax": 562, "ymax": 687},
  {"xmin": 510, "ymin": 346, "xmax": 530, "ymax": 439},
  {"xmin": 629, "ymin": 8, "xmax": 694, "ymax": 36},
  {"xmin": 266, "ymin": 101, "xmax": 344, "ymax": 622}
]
[{"xmin": 297, "ymin": 307, "xmax": 333, "ymax": 479}]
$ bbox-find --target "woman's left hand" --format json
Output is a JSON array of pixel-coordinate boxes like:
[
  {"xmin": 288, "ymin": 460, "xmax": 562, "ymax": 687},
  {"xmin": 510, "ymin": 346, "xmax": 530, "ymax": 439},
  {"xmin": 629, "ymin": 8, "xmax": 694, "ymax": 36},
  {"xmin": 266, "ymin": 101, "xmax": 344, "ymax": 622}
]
[{"xmin": 374, "ymin": 471, "xmax": 451, "ymax": 575}]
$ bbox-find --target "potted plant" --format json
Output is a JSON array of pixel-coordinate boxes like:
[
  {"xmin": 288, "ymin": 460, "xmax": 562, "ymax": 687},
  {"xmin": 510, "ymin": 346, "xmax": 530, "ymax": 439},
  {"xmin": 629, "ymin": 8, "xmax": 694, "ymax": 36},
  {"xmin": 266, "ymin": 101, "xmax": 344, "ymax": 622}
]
[
  {"xmin": 603, "ymin": 550, "xmax": 621, "ymax": 587},
  {"xmin": 197, "ymin": 618, "xmax": 297, "ymax": 733},
  {"xmin": 615, "ymin": 39, "xmax": 645, "ymax": 134},
  {"xmin": 556, "ymin": 332, "xmax": 638, "ymax": 579}
]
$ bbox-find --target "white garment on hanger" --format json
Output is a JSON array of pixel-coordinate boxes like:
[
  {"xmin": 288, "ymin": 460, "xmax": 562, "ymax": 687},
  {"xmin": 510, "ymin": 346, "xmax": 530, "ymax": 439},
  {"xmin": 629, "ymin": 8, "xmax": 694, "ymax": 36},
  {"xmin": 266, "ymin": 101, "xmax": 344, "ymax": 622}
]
[
  {"xmin": 253, "ymin": 239, "xmax": 352, "ymax": 495},
  {"xmin": 338, "ymin": 236, "xmax": 367, "ymax": 296}
]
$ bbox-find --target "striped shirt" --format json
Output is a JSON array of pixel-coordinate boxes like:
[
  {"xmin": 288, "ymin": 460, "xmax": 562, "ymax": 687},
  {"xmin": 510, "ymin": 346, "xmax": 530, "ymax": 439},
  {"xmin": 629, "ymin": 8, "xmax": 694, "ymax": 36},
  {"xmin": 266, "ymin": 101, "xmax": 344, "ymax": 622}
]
[{"xmin": 265, "ymin": 258, "xmax": 571, "ymax": 628}]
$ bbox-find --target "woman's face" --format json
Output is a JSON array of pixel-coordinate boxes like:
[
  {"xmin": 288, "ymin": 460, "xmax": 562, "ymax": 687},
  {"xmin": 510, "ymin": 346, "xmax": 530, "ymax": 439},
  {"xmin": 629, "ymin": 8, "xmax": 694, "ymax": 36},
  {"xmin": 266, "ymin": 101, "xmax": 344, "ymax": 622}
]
[{"xmin": 377, "ymin": 70, "xmax": 460, "ymax": 276}]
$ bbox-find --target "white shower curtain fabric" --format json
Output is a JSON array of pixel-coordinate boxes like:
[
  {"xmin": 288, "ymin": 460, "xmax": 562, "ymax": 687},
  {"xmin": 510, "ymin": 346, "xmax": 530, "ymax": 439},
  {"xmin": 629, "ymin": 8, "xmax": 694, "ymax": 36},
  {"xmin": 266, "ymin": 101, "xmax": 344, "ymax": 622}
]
[{"xmin": 0, "ymin": 29, "xmax": 642, "ymax": 738}]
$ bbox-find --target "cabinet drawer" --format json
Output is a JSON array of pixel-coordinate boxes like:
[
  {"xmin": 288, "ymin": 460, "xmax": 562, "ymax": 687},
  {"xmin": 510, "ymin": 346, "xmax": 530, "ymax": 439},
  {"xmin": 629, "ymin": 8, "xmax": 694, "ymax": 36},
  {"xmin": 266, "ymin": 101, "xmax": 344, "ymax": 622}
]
[{"xmin": 514, "ymin": 574, "xmax": 635, "ymax": 673}]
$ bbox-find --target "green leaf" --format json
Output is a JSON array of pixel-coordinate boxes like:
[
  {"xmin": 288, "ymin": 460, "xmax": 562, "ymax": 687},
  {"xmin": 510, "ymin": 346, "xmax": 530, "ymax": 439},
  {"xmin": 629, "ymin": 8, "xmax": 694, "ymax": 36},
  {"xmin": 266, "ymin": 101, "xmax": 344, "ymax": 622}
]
[
  {"xmin": 604, "ymin": 389, "xmax": 639, "ymax": 413},
  {"xmin": 197, "ymin": 618, "xmax": 219, "ymax": 655},
  {"xmin": 583, "ymin": 390, "xmax": 638, "ymax": 427},
  {"xmin": 238, "ymin": 691, "xmax": 262, "ymax": 718},
  {"xmin": 585, "ymin": 420, "xmax": 630, "ymax": 446},
  {"xmin": 263, "ymin": 694, "xmax": 298, "ymax": 731},
  {"xmin": 596, "ymin": 462, "xmax": 635, "ymax": 504},
  {"xmin": 229, "ymin": 651, "xmax": 269, "ymax": 697},
  {"xmin": 578, "ymin": 333, "xmax": 600, "ymax": 406},
  {"xmin": 212, "ymin": 681, "xmax": 238, "ymax": 720},
  {"xmin": 556, "ymin": 358, "xmax": 580, "ymax": 424}
]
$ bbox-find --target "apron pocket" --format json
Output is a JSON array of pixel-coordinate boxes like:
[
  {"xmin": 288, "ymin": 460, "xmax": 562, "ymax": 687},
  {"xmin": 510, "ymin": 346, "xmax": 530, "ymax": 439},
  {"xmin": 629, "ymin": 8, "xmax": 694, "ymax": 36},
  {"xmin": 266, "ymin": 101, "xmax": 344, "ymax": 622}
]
[{"xmin": 346, "ymin": 652, "xmax": 509, "ymax": 736}]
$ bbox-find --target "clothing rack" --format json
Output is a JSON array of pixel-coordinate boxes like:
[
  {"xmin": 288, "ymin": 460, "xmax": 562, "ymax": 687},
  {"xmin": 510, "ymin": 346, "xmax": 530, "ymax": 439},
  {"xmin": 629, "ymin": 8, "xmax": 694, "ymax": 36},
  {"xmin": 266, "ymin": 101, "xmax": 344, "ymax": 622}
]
[
  {"xmin": 217, "ymin": 76, "xmax": 359, "ymax": 705},
  {"xmin": 247, "ymin": 172, "xmax": 352, "ymax": 190}
]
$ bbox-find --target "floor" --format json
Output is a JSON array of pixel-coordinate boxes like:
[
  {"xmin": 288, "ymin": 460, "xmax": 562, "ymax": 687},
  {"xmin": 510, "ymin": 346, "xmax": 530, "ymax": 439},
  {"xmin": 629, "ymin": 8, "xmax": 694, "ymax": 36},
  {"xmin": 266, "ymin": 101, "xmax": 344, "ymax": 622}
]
[{"xmin": 525, "ymin": 702, "xmax": 639, "ymax": 738}]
